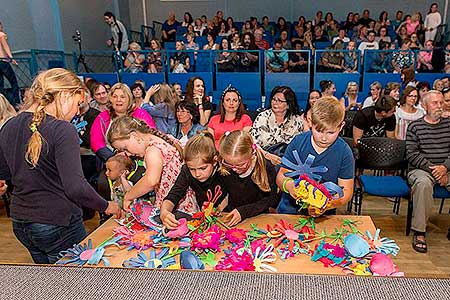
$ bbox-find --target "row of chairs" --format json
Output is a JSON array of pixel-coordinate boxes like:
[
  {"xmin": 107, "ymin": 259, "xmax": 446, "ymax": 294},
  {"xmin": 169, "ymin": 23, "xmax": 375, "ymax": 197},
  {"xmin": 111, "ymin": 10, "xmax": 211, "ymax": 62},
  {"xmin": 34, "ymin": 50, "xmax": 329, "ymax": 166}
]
[{"xmin": 345, "ymin": 137, "xmax": 450, "ymax": 236}]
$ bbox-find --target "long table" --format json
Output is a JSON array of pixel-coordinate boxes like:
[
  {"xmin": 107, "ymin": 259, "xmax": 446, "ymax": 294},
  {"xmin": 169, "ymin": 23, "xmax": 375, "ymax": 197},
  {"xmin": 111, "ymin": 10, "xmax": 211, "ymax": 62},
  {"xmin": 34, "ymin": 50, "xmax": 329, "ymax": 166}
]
[{"xmin": 77, "ymin": 214, "xmax": 377, "ymax": 275}]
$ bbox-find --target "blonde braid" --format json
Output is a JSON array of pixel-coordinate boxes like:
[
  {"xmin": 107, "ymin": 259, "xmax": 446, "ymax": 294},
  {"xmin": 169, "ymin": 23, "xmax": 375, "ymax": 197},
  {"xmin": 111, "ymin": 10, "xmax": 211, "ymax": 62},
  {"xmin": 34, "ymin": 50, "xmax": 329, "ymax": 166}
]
[
  {"xmin": 25, "ymin": 94, "xmax": 53, "ymax": 167},
  {"xmin": 24, "ymin": 68, "xmax": 84, "ymax": 168}
]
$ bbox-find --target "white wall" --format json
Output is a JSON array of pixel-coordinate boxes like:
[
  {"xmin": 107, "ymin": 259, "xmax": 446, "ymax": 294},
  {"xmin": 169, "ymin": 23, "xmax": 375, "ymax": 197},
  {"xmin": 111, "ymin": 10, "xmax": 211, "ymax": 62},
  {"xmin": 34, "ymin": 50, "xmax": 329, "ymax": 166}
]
[
  {"xmin": 58, "ymin": 0, "xmax": 116, "ymax": 51},
  {"xmin": 0, "ymin": 0, "xmax": 36, "ymax": 51}
]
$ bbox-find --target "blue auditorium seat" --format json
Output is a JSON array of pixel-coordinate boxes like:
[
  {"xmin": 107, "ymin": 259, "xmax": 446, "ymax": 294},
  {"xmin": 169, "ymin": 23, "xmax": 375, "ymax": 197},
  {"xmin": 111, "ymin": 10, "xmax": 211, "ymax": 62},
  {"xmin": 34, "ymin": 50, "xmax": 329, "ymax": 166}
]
[
  {"xmin": 216, "ymin": 72, "xmax": 262, "ymax": 110},
  {"xmin": 168, "ymin": 72, "xmax": 213, "ymax": 95},
  {"xmin": 78, "ymin": 73, "xmax": 119, "ymax": 85},
  {"xmin": 120, "ymin": 72, "xmax": 165, "ymax": 88}
]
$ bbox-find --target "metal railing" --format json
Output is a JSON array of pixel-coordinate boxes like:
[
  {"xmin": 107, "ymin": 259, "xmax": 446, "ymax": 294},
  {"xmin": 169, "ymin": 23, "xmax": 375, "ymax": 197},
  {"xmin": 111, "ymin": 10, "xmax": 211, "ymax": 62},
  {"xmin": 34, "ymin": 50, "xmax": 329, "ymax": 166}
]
[
  {"xmin": 265, "ymin": 49, "xmax": 311, "ymax": 73},
  {"xmin": 140, "ymin": 25, "xmax": 154, "ymax": 48},
  {"xmin": 0, "ymin": 57, "xmax": 33, "ymax": 89},
  {"xmin": 73, "ymin": 50, "xmax": 119, "ymax": 73},
  {"xmin": 152, "ymin": 21, "xmax": 163, "ymax": 41},
  {"xmin": 314, "ymin": 49, "xmax": 362, "ymax": 73},
  {"xmin": 363, "ymin": 49, "xmax": 414, "ymax": 73}
]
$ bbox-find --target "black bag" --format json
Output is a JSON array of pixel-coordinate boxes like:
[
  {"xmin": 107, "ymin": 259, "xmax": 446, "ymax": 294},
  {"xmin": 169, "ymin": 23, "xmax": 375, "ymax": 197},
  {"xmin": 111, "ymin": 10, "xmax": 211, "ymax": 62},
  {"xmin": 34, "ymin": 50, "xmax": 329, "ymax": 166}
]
[{"xmin": 264, "ymin": 142, "xmax": 288, "ymax": 157}]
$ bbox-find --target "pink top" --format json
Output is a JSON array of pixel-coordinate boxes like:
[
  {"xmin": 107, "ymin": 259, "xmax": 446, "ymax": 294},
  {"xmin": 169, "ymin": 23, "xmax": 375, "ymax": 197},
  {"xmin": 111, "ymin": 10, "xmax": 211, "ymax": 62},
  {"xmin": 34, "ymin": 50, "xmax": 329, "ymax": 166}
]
[
  {"xmin": 208, "ymin": 114, "xmax": 253, "ymax": 149},
  {"xmin": 418, "ymin": 51, "xmax": 433, "ymax": 69},
  {"xmin": 90, "ymin": 108, "xmax": 156, "ymax": 153},
  {"xmin": 150, "ymin": 138, "xmax": 197, "ymax": 213},
  {"xmin": 406, "ymin": 20, "xmax": 419, "ymax": 35}
]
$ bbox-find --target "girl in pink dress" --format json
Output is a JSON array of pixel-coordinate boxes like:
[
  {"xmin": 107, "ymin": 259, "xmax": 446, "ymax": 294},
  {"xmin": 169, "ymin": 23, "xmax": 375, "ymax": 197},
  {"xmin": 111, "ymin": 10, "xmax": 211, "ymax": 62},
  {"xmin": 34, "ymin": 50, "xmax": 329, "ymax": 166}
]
[{"xmin": 107, "ymin": 116, "xmax": 197, "ymax": 213}]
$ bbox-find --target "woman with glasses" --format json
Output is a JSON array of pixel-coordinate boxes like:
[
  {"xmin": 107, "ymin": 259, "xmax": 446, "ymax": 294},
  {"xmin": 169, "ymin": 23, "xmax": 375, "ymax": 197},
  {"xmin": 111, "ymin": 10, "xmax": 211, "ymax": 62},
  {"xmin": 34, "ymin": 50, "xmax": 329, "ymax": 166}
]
[
  {"xmin": 169, "ymin": 101, "xmax": 205, "ymax": 147},
  {"xmin": 395, "ymin": 86, "xmax": 424, "ymax": 140},
  {"xmin": 251, "ymin": 86, "xmax": 303, "ymax": 165},
  {"xmin": 207, "ymin": 85, "xmax": 252, "ymax": 149}
]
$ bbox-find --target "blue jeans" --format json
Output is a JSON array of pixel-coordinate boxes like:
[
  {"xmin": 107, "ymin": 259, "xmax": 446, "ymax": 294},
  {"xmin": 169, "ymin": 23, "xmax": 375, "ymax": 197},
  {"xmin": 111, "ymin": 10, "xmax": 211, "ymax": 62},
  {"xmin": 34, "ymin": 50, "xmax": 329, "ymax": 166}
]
[
  {"xmin": 12, "ymin": 216, "xmax": 86, "ymax": 264},
  {"xmin": 277, "ymin": 195, "xmax": 300, "ymax": 214},
  {"xmin": 0, "ymin": 60, "xmax": 20, "ymax": 106}
]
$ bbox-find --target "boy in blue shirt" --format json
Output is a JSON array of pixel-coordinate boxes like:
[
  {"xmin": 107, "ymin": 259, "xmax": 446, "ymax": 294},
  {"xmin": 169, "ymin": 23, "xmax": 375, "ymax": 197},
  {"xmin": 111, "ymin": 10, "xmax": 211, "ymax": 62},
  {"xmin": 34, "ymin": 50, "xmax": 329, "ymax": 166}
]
[{"xmin": 276, "ymin": 97, "xmax": 354, "ymax": 215}]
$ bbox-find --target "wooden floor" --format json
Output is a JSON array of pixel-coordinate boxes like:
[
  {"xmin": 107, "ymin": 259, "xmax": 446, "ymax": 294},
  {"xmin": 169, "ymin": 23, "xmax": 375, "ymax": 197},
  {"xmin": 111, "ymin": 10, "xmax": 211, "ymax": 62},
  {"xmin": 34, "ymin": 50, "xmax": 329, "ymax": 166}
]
[{"xmin": 0, "ymin": 196, "xmax": 449, "ymax": 277}]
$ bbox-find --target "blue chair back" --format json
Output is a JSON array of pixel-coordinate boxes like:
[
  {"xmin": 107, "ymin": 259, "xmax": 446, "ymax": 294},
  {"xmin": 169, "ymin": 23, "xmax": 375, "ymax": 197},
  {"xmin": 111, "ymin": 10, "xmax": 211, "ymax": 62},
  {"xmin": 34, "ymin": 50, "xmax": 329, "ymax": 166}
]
[
  {"xmin": 216, "ymin": 72, "xmax": 262, "ymax": 110},
  {"xmin": 120, "ymin": 73, "xmax": 165, "ymax": 88},
  {"xmin": 168, "ymin": 72, "xmax": 213, "ymax": 95},
  {"xmin": 78, "ymin": 73, "xmax": 119, "ymax": 85}
]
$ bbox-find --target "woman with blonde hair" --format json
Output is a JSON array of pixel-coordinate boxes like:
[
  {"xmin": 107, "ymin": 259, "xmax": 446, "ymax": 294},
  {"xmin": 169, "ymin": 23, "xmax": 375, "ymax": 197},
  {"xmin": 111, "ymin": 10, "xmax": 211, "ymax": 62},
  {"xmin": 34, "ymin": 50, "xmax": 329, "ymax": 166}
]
[
  {"xmin": 0, "ymin": 68, "xmax": 121, "ymax": 264},
  {"xmin": 90, "ymin": 82, "xmax": 155, "ymax": 162},
  {"xmin": 141, "ymin": 83, "xmax": 177, "ymax": 133},
  {"xmin": 0, "ymin": 93, "xmax": 16, "ymax": 129},
  {"xmin": 124, "ymin": 42, "xmax": 145, "ymax": 73},
  {"xmin": 340, "ymin": 81, "xmax": 361, "ymax": 110}
]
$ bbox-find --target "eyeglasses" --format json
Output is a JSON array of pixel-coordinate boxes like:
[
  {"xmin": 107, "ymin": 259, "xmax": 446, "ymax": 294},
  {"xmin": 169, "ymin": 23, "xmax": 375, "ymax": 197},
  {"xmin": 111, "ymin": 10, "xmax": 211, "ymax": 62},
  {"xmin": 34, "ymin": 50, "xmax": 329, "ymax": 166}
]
[
  {"xmin": 272, "ymin": 97, "xmax": 287, "ymax": 103},
  {"xmin": 221, "ymin": 156, "xmax": 253, "ymax": 170}
]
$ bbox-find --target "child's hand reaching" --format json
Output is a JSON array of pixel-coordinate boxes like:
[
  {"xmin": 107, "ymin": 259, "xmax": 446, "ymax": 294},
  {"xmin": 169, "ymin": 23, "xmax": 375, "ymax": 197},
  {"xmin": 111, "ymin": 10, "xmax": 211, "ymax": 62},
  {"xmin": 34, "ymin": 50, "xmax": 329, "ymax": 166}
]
[
  {"xmin": 224, "ymin": 209, "xmax": 242, "ymax": 227},
  {"xmin": 160, "ymin": 210, "xmax": 180, "ymax": 230},
  {"xmin": 122, "ymin": 195, "xmax": 133, "ymax": 211},
  {"xmin": 105, "ymin": 201, "xmax": 124, "ymax": 219}
]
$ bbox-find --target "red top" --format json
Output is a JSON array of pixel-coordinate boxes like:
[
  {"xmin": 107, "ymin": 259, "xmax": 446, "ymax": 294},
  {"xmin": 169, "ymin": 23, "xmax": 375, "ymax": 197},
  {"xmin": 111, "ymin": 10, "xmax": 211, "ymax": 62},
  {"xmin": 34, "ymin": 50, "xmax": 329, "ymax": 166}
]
[{"xmin": 208, "ymin": 114, "xmax": 253, "ymax": 149}]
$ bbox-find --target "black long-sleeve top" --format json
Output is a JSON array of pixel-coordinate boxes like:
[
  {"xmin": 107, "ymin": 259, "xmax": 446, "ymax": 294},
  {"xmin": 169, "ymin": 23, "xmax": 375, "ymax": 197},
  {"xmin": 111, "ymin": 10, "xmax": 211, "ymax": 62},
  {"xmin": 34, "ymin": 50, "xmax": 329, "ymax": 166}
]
[
  {"xmin": 0, "ymin": 112, "xmax": 108, "ymax": 226},
  {"xmin": 165, "ymin": 165, "xmax": 228, "ymax": 208},
  {"xmin": 223, "ymin": 158, "xmax": 278, "ymax": 220}
]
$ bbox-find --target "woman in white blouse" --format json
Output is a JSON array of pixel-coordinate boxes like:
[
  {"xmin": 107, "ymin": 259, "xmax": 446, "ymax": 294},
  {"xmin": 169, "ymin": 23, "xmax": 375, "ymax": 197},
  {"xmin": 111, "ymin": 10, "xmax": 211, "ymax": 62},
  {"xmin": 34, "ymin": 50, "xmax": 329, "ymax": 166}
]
[
  {"xmin": 425, "ymin": 3, "xmax": 442, "ymax": 42},
  {"xmin": 251, "ymin": 86, "xmax": 303, "ymax": 165}
]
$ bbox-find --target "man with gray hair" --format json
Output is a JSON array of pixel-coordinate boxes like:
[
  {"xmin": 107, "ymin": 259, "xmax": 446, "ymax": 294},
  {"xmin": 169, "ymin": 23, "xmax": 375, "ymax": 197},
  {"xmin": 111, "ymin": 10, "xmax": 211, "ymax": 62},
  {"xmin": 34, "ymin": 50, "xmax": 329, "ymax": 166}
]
[{"xmin": 406, "ymin": 90, "xmax": 450, "ymax": 253}]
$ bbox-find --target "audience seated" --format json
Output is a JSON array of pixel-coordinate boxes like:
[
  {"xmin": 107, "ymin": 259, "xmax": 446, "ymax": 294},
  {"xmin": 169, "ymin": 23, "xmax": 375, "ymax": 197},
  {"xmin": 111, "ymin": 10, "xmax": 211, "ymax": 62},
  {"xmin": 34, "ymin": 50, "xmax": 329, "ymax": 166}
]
[{"xmin": 266, "ymin": 39, "xmax": 289, "ymax": 73}]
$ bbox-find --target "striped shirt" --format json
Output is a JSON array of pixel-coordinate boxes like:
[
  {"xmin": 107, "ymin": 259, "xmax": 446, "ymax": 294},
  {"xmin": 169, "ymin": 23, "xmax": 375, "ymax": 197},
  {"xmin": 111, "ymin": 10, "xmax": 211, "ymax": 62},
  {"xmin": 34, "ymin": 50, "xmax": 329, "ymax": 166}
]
[{"xmin": 406, "ymin": 117, "xmax": 450, "ymax": 171}]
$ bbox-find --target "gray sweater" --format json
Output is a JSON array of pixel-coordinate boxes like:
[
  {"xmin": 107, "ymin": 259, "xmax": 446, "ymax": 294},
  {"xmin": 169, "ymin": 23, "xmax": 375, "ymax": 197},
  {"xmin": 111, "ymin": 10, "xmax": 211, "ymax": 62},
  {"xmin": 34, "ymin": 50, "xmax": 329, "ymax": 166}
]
[{"xmin": 406, "ymin": 117, "xmax": 450, "ymax": 172}]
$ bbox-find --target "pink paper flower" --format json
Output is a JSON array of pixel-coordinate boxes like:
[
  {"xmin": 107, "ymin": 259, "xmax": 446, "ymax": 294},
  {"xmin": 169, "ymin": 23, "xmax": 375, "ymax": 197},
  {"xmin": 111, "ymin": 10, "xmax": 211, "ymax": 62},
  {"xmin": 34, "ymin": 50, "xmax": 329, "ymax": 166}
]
[
  {"xmin": 191, "ymin": 226, "xmax": 223, "ymax": 252},
  {"xmin": 225, "ymin": 228, "xmax": 247, "ymax": 245},
  {"xmin": 215, "ymin": 248, "xmax": 255, "ymax": 271}
]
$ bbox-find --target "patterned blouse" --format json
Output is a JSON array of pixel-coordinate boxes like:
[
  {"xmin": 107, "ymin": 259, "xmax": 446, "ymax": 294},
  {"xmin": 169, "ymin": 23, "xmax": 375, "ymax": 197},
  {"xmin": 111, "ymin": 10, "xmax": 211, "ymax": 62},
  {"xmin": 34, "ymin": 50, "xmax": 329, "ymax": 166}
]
[{"xmin": 250, "ymin": 109, "xmax": 304, "ymax": 149}]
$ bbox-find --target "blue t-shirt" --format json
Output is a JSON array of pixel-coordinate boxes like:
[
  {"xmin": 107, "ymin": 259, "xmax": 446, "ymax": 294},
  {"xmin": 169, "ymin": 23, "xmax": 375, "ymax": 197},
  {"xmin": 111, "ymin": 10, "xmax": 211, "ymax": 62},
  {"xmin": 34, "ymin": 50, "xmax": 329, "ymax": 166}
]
[{"xmin": 280, "ymin": 131, "xmax": 354, "ymax": 206}]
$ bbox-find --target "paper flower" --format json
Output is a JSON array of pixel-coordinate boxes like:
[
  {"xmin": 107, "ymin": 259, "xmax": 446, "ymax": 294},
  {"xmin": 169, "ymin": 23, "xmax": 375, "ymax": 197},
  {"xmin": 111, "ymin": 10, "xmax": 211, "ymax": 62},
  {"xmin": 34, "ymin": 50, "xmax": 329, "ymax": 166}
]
[
  {"xmin": 57, "ymin": 237, "xmax": 121, "ymax": 267},
  {"xmin": 369, "ymin": 253, "xmax": 404, "ymax": 276},
  {"xmin": 253, "ymin": 245, "xmax": 277, "ymax": 272},
  {"xmin": 122, "ymin": 248, "xmax": 177, "ymax": 269},
  {"xmin": 311, "ymin": 241, "xmax": 347, "ymax": 267},
  {"xmin": 365, "ymin": 229, "xmax": 400, "ymax": 256},
  {"xmin": 191, "ymin": 225, "xmax": 223, "ymax": 252},
  {"xmin": 225, "ymin": 228, "xmax": 247, "ymax": 245},
  {"xmin": 215, "ymin": 248, "xmax": 255, "ymax": 271}
]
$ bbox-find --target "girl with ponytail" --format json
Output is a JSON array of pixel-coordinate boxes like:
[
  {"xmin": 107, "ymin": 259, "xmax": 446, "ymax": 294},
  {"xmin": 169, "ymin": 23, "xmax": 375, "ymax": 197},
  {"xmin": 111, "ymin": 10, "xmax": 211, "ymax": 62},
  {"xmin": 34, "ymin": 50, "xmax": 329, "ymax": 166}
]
[
  {"xmin": 107, "ymin": 116, "xmax": 197, "ymax": 212},
  {"xmin": 0, "ymin": 68, "xmax": 121, "ymax": 264},
  {"xmin": 160, "ymin": 131, "xmax": 228, "ymax": 229},
  {"xmin": 218, "ymin": 130, "xmax": 279, "ymax": 226}
]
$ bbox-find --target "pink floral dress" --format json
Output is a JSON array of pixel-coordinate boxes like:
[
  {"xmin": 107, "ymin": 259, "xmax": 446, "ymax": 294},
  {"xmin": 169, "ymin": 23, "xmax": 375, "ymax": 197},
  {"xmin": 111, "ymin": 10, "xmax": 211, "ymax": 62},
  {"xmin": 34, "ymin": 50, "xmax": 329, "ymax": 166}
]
[{"xmin": 150, "ymin": 138, "xmax": 198, "ymax": 214}]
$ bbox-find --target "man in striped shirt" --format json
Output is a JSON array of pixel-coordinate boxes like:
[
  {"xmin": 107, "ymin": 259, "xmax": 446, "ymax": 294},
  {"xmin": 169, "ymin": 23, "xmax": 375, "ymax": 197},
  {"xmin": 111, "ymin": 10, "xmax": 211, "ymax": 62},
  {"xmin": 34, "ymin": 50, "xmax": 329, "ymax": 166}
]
[{"xmin": 406, "ymin": 90, "xmax": 450, "ymax": 253}]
